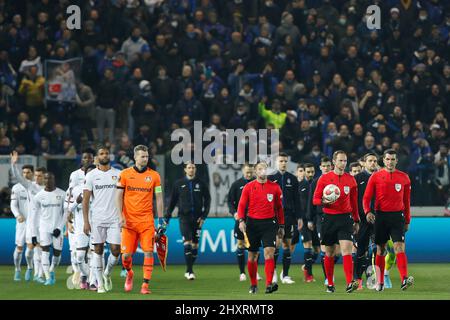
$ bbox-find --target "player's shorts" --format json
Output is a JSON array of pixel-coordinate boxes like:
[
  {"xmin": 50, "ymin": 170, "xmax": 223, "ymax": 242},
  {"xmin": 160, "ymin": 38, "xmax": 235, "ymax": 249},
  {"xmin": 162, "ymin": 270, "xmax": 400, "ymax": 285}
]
[
  {"xmin": 40, "ymin": 231, "xmax": 64, "ymax": 250},
  {"xmin": 90, "ymin": 222, "xmax": 121, "ymax": 245},
  {"xmin": 321, "ymin": 213, "xmax": 354, "ymax": 246},
  {"xmin": 374, "ymin": 211, "xmax": 405, "ymax": 245},
  {"xmin": 355, "ymin": 218, "xmax": 374, "ymax": 253},
  {"xmin": 26, "ymin": 222, "xmax": 38, "ymax": 244},
  {"xmin": 121, "ymin": 222, "xmax": 154, "ymax": 254},
  {"xmin": 68, "ymin": 232, "xmax": 77, "ymax": 251},
  {"xmin": 246, "ymin": 217, "xmax": 277, "ymax": 252},
  {"xmin": 291, "ymin": 225, "xmax": 300, "ymax": 245},
  {"xmin": 75, "ymin": 232, "xmax": 90, "ymax": 249},
  {"xmin": 282, "ymin": 215, "xmax": 296, "ymax": 240},
  {"xmin": 300, "ymin": 221, "xmax": 320, "ymax": 247},
  {"xmin": 15, "ymin": 221, "xmax": 26, "ymax": 247},
  {"xmin": 233, "ymin": 220, "xmax": 244, "ymax": 241},
  {"xmin": 179, "ymin": 217, "xmax": 202, "ymax": 244}
]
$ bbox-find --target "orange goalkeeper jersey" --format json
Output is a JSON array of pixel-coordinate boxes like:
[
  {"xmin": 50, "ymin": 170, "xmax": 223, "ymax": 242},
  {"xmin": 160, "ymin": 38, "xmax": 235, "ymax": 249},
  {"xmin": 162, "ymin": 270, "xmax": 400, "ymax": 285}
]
[{"xmin": 117, "ymin": 166, "xmax": 162, "ymax": 226}]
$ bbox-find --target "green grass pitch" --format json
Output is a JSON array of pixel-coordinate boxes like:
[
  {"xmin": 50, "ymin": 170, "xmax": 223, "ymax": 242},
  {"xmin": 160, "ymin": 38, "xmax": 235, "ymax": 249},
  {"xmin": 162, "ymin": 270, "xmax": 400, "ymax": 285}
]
[{"xmin": 1, "ymin": 264, "xmax": 449, "ymax": 300}]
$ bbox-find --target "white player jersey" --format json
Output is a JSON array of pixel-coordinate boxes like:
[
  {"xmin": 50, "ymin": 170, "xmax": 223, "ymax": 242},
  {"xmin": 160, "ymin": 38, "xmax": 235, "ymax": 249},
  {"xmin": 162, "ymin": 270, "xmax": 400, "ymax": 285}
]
[
  {"xmin": 10, "ymin": 183, "xmax": 29, "ymax": 218},
  {"xmin": 30, "ymin": 188, "xmax": 67, "ymax": 235},
  {"xmin": 84, "ymin": 167, "xmax": 121, "ymax": 226},
  {"xmin": 69, "ymin": 168, "xmax": 85, "ymax": 189},
  {"xmin": 11, "ymin": 164, "xmax": 44, "ymax": 202},
  {"xmin": 69, "ymin": 184, "xmax": 85, "ymax": 231}
]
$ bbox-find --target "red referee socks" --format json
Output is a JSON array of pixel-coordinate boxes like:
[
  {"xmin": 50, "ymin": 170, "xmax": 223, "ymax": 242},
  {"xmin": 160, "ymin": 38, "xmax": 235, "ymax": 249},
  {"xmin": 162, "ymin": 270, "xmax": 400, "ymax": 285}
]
[
  {"xmin": 375, "ymin": 254, "xmax": 386, "ymax": 284},
  {"xmin": 247, "ymin": 260, "xmax": 258, "ymax": 286},
  {"xmin": 342, "ymin": 255, "xmax": 353, "ymax": 285},
  {"xmin": 265, "ymin": 258, "xmax": 275, "ymax": 286},
  {"xmin": 396, "ymin": 252, "xmax": 408, "ymax": 281},
  {"xmin": 324, "ymin": 255, "xmax": 335, "ymax": 286}
]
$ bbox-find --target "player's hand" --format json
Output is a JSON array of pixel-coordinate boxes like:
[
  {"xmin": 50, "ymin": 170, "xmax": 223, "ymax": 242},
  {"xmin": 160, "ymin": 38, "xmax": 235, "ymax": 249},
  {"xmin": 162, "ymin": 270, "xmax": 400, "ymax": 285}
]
[
  {"xmin": 157, "ymin": 217, "xmax": 168, "ymax": 237},
  {"xmin": 297, "ymin": 219, "xmax": 303, "ymax": 231},
  {"xmin": 353, "ymin": 222, "xmax": 360, "ymax": 234},
  {"xmin": 321, "ymin": 196, "xmax": 336, "ymax": 205},
  {"xmin": 17, "ymin": 214, "xmax": 25, "ymax": 223},
  {"xmin": 76, "ymin": 194, "xmax": 82, "ymax": 204},
  {"xmin": 31, "ymin": 236, "xmax": 38, "ymax": 246},
  {"xmin": 239, "ymin": 221, "xmax": 246, "ymax": 233},
  {"xmin": 277, "ymin": 225, "xmax": 285, "ymax": 239},
  {"xmin": 307, "ymin": 222, "xmax": 314, "ymax": 231},
  {"xmin": 119, "ymin": 216, "xmax": 126, "ymax": 228},
  {"xmin": 233, "ymin": 213, "xmax": 238, "ymax": 220},
  {"xmin": 10, "ymin": 150, "xmax": 18, "ymax": 165},
  {"xmin": 366, "ymin": 212, "xmax": 376, "ymax": 224},
  {"xmin": 68, "ymin": 223, "xmax": 74, "ymax": 234},
  {"xmin": 52, "ymin": 228, "xmax": 61, "ymax": 238},
  {"xmin": 405, "ymin": 224, "xmax": 410, "ymax": 232},
  {"xmin": 197, "ymin": 218, "xmax": 204, "ymax": 229},
  {"xmin": 84, "ymin": 222, "xmax": 91, "ymax": 236}
]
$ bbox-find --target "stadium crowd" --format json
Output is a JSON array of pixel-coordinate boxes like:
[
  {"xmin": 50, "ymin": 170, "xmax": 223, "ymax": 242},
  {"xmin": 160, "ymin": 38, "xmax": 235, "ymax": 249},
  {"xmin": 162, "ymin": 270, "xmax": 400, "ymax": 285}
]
[{"xmin": 0, "ymin": 0, "xmax": 449, "ymax": 213}]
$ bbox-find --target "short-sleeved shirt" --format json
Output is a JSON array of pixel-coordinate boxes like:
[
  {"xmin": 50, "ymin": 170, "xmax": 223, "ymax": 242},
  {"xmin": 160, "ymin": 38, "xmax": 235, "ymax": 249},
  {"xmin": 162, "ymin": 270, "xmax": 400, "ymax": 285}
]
[{"xmin": 117, "ymin": 166, "xmax": 162, "ymax": 227}]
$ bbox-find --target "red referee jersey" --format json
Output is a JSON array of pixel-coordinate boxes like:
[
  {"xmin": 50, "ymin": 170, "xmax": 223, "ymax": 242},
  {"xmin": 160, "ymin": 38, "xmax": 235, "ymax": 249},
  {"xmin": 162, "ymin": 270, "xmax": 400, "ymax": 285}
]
[
  {"xmin": 363, "ymin": 169, "xmax": 411, "ymax": 224},
  {"xmin": 312, "ymin": 171, "xmax": 359, "ymax": 222},
  {"xmin": 237, "ymin": 179, "xmax": 285, "ymax": 225}
]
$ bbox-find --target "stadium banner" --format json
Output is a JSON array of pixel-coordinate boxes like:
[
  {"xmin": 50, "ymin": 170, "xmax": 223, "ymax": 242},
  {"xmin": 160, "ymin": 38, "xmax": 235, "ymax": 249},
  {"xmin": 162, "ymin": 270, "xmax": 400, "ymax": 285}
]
[
  {"xmin": 1, "ymin": 217, "xmax": 450, "ymax": 265},
  {"xmin": 45, "ymin": 58, "xmax": 82, "ymax": 102},
  {"xmin": 0, "ymin": 155, "xmax": 38, "ymax": 189}
]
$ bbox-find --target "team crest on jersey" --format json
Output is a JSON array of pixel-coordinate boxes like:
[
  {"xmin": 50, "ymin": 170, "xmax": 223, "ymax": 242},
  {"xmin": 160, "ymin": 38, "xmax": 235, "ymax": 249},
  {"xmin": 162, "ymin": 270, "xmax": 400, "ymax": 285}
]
[
  {"xmin": 287, "ymin": 178, "xmax": 291, "ymax": 184},
  {"xmin": 145, "ymin": 176, "xmax": 152, "ymax": 182},
  {"xmin": 267, "ymin": 194, "xmax": 274, "ymax": 202},
  {"xmin": 395, "ymin": 184, "xmax": 402, "ymax": 192},
  {"xmin": 195, "ymin": 183, "xmax": 200, "ymax": 189},
  {"xmin": 56, "ymin": 196, "xmax": 62, "ymax": 200},
  {"xmin": 344, "ymin": 186, "xmax": 350, "ymax": 194}
]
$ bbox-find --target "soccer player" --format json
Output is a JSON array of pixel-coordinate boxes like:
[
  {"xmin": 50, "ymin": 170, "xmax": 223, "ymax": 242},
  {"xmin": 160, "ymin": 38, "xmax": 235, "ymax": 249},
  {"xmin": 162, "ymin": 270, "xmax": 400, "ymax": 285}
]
[
  {"xmin": 305, "ymin": 157, "xmax": 332, "ymax": 283},
  {"xmin": 268, "ymin": 153, "xmax": 302, "ymax": 284},
  {"xmin": 10, "ymin": 165, "xmax": 34, "ymax": 281},
  {"xmin": 68, "ymin": 164, "xmax": 97, "ymax": 289},
  {"xmin": 83, "ymin": 146, "xmax": 122, "ymax": 294},
  {"xmin": 69, "ymin": 149, "xmax": 95, "ymax": 189},
  {"xmin": 313, "ymin": 150, "xmax": 360, "ymax": 293},
  {"xmin": 289, "ymin": 164, "xmax": 305, "ymax": 255},
  {"xmin": 238, "ymin": 161, "xmax": 284, "ymax": 294},
  {"xmin": 354, "ymin": 153, "xmax": 378, "ymax": 289},
  {"xmin": 349, "ymin": 162, "xmax": 362, "ymax": 176},
  {"xmin": 227, "ymin": 163, "xmax": 255, "ymax": 281},
  {"xmin": 299, "ymin": 163, "xmax": 320, "ymax": 283},
  {"xmin": 165, "ymin": 162, "xmax": 211, "ymax": 280},
  {"xmin": 29, "ymin": 172, "xmax": 67, "ymax": 285},
  {"xmin": 363, "ymin": 149, "xmax": 414, "ymax": 291},
  {"xmin": 10, "ymin": 151, "xmax": 46, "ymax": 283},
  {"xmin": 115, "ymin": 145, "xmax": 165, "ymax": 294}
]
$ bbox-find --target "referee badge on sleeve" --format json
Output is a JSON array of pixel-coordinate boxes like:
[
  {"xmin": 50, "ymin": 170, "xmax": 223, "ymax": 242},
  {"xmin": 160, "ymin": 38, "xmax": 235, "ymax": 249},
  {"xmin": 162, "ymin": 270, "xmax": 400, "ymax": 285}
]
[
  {"xmin": 395, "ymin": 184, "xmax": 401, "ymax": 192},
  {"xmin": 267, "ymin": 194, "xmax": 274, "ymax": 202},
  {"xmin": 344, "ymin": 186, "xmax": 350, "ymax": 194}
]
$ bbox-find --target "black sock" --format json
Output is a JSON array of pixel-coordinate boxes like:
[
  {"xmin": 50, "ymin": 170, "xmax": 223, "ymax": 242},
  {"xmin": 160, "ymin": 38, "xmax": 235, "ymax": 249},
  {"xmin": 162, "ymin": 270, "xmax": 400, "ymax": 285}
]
[
  {"xmin": 282, "ymin": 249, "xmax": 291, "ymax": 277},
  {"xmin": 304, "ymin": 248, "xmax": 313, "ymax": 276},
  {"xmin": 274, "ymin": 248, "xmax": 279, "ymax": 267},
  {"xmin": 312, "ymin": 251, "xmax": 319, "ymax": 262},
  {"xmin": 320, "ymin": 251, "xmax": 327, "ymax": 279},
  {"xmin": 237, "ymin": 247, "xmax": 246, "ymax": 274},
  {"xmin": 184, "ymin": 244, "xmax": 193, "ymax": 273},
  {"xmin": 192, "ymin": 248, "xmax": 198, "ymax": 265}
]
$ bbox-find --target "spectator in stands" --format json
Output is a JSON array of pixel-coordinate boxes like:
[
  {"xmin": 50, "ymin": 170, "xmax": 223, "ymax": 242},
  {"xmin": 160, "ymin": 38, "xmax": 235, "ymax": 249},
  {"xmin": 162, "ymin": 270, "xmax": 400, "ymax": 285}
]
[
  {"xmin": 121, "ymin": 27, "xmax": 149, "ymax": 64},
  {"xmin": 17, "ymin": 65, "xmax": 44, "ymax": 124}
]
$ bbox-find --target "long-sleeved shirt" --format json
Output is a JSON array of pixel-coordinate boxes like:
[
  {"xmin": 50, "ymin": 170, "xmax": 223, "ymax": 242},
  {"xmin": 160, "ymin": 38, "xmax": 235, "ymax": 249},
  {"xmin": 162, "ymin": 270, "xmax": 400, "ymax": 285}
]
[
  {"xmin": 10, "ymin": 183, "xmax": 29, "ymax": 218},
  {"xmin": 355, "ymin": 170, "xmax": 374, "ymax": 221},
  {"xmin": 258, "ymin": 102, "xmax": 287, "ymax": 129},
  {"xmin": 313, "ymin": 171, "xmax": 359, "ymax": 222},
  {"xmin": 11, "ymin": 164, "xmax": 43, "ymax": 203},
  {"xmin": 29, "ymin": 188, "xmax": 67, "ymax": 236},
  {"xmin": 227, "ymin": 177, "xmax": 255, "ymax": 215},
  {"xmin": 167, "ymin": 177, "xmax": 211, "ymax": 220},
  {"xmin": 269, "ymin": 171, "xmax": 302, "ymax": 219},
  {"xmin": 237, "ymin": 179, "xmax": 285, "ymax": 224},
  {"xmin": 298, "ymin": 178, "xmax": 313, "ymax": 220},
  {"xmin": 306, "ymin": 177, "xmax": 323, "ymax": 222},
  {"xmin": 363, "ymin": 169, "xmax": 411, "ymax": 224}
]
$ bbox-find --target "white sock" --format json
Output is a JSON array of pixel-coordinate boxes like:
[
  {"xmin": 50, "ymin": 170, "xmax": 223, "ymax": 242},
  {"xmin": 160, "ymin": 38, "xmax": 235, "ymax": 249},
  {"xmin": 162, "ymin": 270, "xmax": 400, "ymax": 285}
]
[
  {"xmin": 41, "ymin": 251, "xmax": 50, "ymax": 279},
  {"xmin": 71, "ymin": 251, "xmax": 80, "ymax": 273},
  {"xmin": 88, "ymin": 252, "xmax": 96, "ymax": 284},
  {"xmin": 102, "ymin": 252, "xmax": 105, "ymax": 270},
  {"xmin": 385, "ymin": 269, "xmax": 390, "ymax": 276},
  {"xmin": 13, "ymin": 248, "xmax": 23, "ymax": 272},
  {"xmin": 49, "ymin": 255, "xmax": 61, "ymax": 273},
  {"xmin": 104, "ymin": 254, "xmax": 119, "ymax": 276},
  {"xmin": 94, "ymin": 253, "xmax": 104, "ymax": 288},
  {"xmin": 25, "ymin": 247, "xmax": 34, "ymax": 270},
  {"xmin": 76, "ymin": 250, "xmax": 89, "ymax": 277},
  {"xmin": 34, "ymin": 247, "xmax": 43, "ymax": 277}
]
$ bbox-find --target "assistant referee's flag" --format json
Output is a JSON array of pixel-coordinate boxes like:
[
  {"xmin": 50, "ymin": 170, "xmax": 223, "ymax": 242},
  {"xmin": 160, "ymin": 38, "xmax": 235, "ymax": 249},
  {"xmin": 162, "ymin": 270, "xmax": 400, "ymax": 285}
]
[{"xmin": 156, "ymin": 234, "xmax": 168, "ymax": 271}]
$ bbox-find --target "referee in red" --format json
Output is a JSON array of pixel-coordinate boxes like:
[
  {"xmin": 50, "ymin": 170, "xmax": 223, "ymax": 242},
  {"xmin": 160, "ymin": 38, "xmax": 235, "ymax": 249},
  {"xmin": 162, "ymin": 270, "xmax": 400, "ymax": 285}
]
[
  {"xmin": 363, "ymin": 149, "xmax": 414, "ymax": 291},
  {"xmin": 313, "ymin": 150, "xmax": 360, "ymax": 293},
  {"xmin": 238, "ymin": 161, "xmax": 284, "ymax": 294}
]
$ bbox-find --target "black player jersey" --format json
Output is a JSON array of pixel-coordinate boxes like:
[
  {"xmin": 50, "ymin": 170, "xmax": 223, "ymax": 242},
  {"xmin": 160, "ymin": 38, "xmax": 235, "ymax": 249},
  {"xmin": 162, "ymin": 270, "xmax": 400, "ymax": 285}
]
[
  {"xmin": 167, "ymin": 177, "xmax": 211, "ymax": 219},
  {"xmin": 306, "ymin": 176, "xmax": 323, "ymax": 222},
  {"xmin": 298, "ymin": 178, "xmax": 312, "ymax": 219},
  {"xmin": 355, "ymin": 170, "xmax": 374, "ymax": 220},
  {"xmin": 269, "ymin": 171, "xmax": 302, "ymax": 219},
  {"xmin": 227, "ymin": 177, "xmax": 255, "ymax": 215}
]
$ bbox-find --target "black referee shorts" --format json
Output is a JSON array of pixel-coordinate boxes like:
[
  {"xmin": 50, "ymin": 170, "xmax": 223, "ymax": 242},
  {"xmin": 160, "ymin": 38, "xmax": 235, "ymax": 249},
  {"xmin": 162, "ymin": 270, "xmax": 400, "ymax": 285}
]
[
  {"xmin": 321, "ymin": 213, "xmax": 354, "ymax": 247},
  {"xmin": 246, "ymin": 217, "xmax": 278, "ymax": 252},
  {"xmin": 374, "ymin": 211, "xmax": 405, "ymax": 245},
  {"xmin": 233, "ymin": 219, "xmax": 244, "ymax": 241},
  {"xmin": 179, "ymin": 217, "xmax": 202, "ymax": 244}
]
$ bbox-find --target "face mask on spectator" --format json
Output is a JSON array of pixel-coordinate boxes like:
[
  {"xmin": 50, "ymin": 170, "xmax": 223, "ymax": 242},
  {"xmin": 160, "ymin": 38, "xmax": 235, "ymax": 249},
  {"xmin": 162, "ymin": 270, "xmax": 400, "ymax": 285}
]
[
  {"xmin": 419, "ymin": 15, "xmax": 427, "ymax": 21},
  {"xmin": 312, "ymin": 150, "xmax": 320, "ymax": 156},
  {"xmin": 187, "ymin": 32, "xmax": 196, "ymax": 38},
  {"xmin": 131, "ymin": 35, "xmax": 139, "ymax": 41},
  {"xmin": 297, "ymin": 143, "xmax": 304, "ymax": 151},
  {"xmin": 339, "ymin": 18, "xmax": 347, "ymax": 25},
  {"xmin": 171, "ymin": 21, "xmax": 178, "ymax": 28}
]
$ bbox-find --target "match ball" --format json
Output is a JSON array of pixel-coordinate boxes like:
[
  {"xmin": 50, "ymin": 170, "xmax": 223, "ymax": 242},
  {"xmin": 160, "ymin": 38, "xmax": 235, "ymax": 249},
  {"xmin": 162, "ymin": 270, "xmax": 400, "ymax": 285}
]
[{"xmin": 323, "ymin": 184, "xmax": 340, "ymax": 202}]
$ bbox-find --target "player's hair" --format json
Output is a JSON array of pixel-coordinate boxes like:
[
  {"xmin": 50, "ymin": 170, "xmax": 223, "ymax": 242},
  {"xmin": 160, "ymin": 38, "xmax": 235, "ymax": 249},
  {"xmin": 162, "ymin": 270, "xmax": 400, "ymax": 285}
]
[
  {"xmin": 255, "ymin": 160, "xmax": 268, "ymax": 169},
  {"xmin": 320, "ymin": 156, "xmax": 331, "ymax": 164},
  {"xmin": 383, "ymin": 149, "xmax": 397, "ymax": 159},
  {"xmin": 82, "ymin": 148, "xmax": 95, "ymax": 155},
  {"xmin": 242, "ymin": 163, "xmax": 253, "ymax": 169},
  {"xmin": 332, "ymin": 150, "xmax": 347, "ymax": 160},
  {"xmin": 35, "ymin": 167, "xmax": 47, "ymax": 173},
  {"xmin": 183, "ymin": 161, "xmax": 195, "ymax": 168},
  {"xmin": 278, "ymin": 152, "xmax": 289, "ymax": 159},
  {"xmin": 304, "ymin": 163, "xmax": 315, "ymax": 169},
  {"xmin": 364, "ymin": 152, "xmax": 378, "ymax": 161},
  {"xmin": 22, "ymin": 165, "xmax": 34, "ymax": 172},
  {"xmin": 134, "ymin": 144, "xmax": 148, "ymax": 155},
  {"xmin": 349, "ymin": 162, "xmax": 361, "ymax": 170},
  {"xmin": 297, "ymin": 163, "xmax": 305, "ymax": 169},
  {"xmin": 96, "ymin": 145, "xmax": 109, "ymax": 154}
]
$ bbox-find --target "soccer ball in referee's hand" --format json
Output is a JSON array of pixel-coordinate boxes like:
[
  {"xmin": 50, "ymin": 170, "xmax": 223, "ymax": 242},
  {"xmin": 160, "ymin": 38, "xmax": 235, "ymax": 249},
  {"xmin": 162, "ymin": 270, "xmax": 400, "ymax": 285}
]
[{"xmin": 323, "ymin": 184, "xmax": 340, "ymax": 203}]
